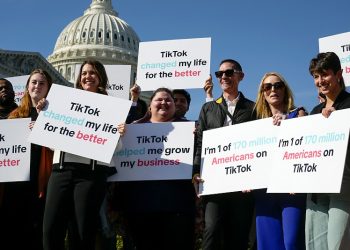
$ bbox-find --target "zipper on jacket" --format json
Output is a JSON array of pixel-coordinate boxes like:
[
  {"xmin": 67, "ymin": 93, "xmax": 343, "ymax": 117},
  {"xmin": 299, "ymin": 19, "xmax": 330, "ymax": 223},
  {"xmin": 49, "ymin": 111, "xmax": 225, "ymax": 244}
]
[{"xmin": 59, "ymin": 151, "xmax": 65, "ymax": 169}]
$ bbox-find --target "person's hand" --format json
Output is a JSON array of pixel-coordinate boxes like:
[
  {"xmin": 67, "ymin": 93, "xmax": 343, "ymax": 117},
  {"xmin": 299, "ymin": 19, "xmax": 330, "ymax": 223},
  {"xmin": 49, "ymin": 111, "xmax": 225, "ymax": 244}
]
[
  {"xmin": 117, "ymin": 123, "xmax": 126, "ymax": 136},
  {"xmin": 204, "ymin": 75, "xmax": 213, "ymax": 99},
  {"xmin": 130, "ymin": 84, "xmax": 141, "ymax": 102},
  {"xmin": 29, "ymin": 121, "xmax": 35, "ymax": 130},
  {"xmin": 321, "ymin": 107, "xmax": 336, "ymax": 118},
  {"xmin": 272, "ymin": 112, "xmax": 286, "ymax": 126},
  {"xmin": 36, "ymin": 98, "xmax": 47, "ymax": 113},
  {"xmin": 192, "ymin": 174, "xmax": 204, "ymax": 198}
]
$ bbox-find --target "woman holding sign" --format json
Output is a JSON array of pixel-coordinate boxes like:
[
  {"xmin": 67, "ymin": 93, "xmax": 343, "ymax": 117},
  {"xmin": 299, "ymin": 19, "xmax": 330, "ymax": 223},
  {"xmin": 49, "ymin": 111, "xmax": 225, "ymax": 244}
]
[
  {"xmin": 119, "ymin": 87, "xmax": 196, "ymax": 250},
  {"xmin": 0, "ymin": 69, "xmax": 53, "ymax": 250},
  {"xmin": 254, "ymin": 72, "xmax": 307, "ymax": 250},
  {"xmin": 306, "ymin": 52, "xmax": 350, "ymax": 250},
  {"xmin": 42, "ymin": 60, "xmax": 123, "ymax": 250}
]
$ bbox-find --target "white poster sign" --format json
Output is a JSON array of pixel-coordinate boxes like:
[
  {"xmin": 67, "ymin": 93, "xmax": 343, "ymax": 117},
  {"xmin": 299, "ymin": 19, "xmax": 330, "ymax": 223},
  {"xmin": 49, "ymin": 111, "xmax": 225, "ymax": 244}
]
[
  {"xmin": 109, "ymin": 122, "xmax": 195, "ymax": 181},
  {"xmin": 319, "ymin": 31, "xmax": 350, "ymax": 87},
  {"xmin": 28, "ymin": 84, "xmax": 132, "ymax": 163},
  {"xmin": 74, "ymin": 64, "xmax": 132, "ymax": 99},
  {"xmin": 5, "ymin": 75, "xmax": 29, "ymax": 104},
  {"xmin": 0, "ymin": 118, "xmax": 31, "ymax": 182},
  {"xmin": 199, "ymin": 118, "xmax": 277, "ymax": 196},
  {"xmin": 136, "ymin": 37, "xmax": 211, "ymax": 91},
  {"xmin": 267, "ymin": 109, "xmax": 350, "ymax": 193}
]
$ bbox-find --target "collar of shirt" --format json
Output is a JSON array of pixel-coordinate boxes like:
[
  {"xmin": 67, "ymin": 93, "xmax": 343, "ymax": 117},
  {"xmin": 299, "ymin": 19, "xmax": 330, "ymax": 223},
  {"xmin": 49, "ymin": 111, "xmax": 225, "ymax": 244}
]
[
  {"xmin": 223, "ymin": 94, "xmax": 240, "ymax": 126},
  {"xmin": 224, "ymin": 93, "xmax": 240, "ymax": 107},
  {"xmin": 224, "ymin": 93, "xmax": 240, "ymax": 114}
]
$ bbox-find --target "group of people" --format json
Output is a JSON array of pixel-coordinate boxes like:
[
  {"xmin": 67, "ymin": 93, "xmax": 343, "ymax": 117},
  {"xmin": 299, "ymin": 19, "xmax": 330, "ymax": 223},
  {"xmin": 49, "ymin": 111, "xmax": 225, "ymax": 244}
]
[
  {"xmin": 0, "ymin": 61, "xmax": 123, "ymax": 250},
  {"xmin": 0, "ymin": 51, "xmax": 348, "ymax": 250},
  {"xmin": 192, "ymin": 52, "xmax": 350, "ymax": 250}
]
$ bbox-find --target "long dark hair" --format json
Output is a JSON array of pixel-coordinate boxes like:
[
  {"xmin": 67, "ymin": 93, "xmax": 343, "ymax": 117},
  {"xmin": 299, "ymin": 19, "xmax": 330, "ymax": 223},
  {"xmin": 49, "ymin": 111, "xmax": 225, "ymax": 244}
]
[{"xmin": 75, "ymin": 59, "xmax": 109, "ymax": 95}]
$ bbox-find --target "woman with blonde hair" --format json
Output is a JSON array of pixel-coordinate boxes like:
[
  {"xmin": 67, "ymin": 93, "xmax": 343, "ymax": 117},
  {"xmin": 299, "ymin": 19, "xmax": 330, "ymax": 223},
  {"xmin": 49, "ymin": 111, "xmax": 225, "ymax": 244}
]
[{"xmin": 254, "ymin": 72, "xmax": 307, "ymax": 250}]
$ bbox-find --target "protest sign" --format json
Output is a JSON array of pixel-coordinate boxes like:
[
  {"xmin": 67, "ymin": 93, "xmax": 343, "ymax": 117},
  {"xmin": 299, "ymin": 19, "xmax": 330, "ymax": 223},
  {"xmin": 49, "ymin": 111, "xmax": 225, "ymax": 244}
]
[
  {"xmin": 136, "ymin": 37, "xmax": 211, "ymax": 91},
  {"xmin": 109, "ymin": 122, "xmax": 195, "ymax": 181},
  {"xmin": 199, "ymin": 118, "xmax": 277, "ymax": 196},
  {"xmin": 28, "ymin": 84, "xmax": 132, "ymax": 163},
  {"xmin": 319, "ymin": 31, "xmax": 350, "ymax": 87},
  {"xmin": 74, "ymin": 64, "xmax": 132, "ymax": 99},
  {"xmin": 5, "ymin": 75, "xmax": 28, "ymax": 104},
  {"xmin": 0, "ymin": 118, "xmax": 31, "ymax": 182},
  {"xmin": 267, "ymin": 109, "xmax": 350, "ymax": 193}
]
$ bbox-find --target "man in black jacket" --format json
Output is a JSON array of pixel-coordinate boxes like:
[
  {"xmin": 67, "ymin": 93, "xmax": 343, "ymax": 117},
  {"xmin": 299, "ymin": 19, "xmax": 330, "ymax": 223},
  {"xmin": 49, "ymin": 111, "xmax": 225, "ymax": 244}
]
[{"xmin": 193, "ymin": 59, "xmax": 255, "ymax": 250}]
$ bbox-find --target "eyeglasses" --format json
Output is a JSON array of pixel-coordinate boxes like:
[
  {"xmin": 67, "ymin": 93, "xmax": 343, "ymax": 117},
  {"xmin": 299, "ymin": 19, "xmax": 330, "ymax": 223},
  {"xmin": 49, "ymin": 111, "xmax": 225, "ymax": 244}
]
[
  {"xmin": 262, "ymin": 81, "xmax": 285, "ymax": 92},
  {"xmin": 214, "ymin": 69, "xmax": 241, "ymax": 78}
]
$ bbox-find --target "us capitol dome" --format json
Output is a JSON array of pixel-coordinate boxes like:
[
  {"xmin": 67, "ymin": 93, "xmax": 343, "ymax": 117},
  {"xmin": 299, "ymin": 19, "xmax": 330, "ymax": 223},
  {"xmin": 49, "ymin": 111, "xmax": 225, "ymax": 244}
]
[{"xmin": 47, "ymin": 0, "xmax": 140, "ymax": 84}]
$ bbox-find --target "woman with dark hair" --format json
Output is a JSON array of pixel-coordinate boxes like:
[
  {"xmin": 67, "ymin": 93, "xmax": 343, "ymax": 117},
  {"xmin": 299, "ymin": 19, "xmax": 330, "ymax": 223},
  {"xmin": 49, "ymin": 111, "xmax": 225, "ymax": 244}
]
[
  {"xmin": 75, "ymin": 59, "xmax": 109, "ymax": 94},
  {"xmin": 0, "ymin": 69, "xmax": 53, "ymax": 250},
  {"xmin": 120, "ymin": 87, "xmax": 196, "ymax": 250},
  {"xmin": 254, "ymin": 72, "xmax": 307, "ymax": 250},
  {"xmin": 43, "ymin": 60, "xmax": 124, "ymax": 250},
  {"xmin": 306, "ymin": 52, "xmax": 350, "ymax": 250}
]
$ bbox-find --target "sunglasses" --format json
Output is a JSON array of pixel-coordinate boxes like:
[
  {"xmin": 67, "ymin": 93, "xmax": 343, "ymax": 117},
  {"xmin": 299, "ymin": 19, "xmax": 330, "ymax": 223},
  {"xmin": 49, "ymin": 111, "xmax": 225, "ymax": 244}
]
[
  {"xmin": 214, "ymin": 69, "xmax": 241, "ymax": 78},
  {"xmin": 262, "ymin": 81, "xmax": 285, "ymax": 92}
]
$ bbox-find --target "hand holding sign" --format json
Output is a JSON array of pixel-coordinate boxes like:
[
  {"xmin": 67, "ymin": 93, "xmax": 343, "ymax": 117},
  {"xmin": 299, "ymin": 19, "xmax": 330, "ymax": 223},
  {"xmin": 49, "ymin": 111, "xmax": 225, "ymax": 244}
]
[
  {"xmin": 109, "ymin": 122, "xmax": 195, "ymax": 182},
  {"xmin": 28, "ymin": 84, "xmax": 132, "ymax": 163},
  {"xmin": 136, "ymin": 37, "xmax": 211, "ymax": 91}
]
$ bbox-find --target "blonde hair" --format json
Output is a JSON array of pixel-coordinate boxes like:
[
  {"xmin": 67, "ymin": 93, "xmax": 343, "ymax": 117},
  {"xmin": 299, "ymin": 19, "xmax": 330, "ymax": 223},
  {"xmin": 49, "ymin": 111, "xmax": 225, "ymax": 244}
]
[{"xmin": 254, "ymin": 72, "xmax": 295, "ymax": 119}]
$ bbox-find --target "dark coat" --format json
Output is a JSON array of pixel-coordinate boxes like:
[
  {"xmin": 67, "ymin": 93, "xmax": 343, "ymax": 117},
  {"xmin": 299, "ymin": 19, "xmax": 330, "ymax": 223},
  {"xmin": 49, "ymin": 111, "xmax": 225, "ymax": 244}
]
[
  {"xmin": 311, "ymin": 90, "xmax": 350, "ymax": 195},
  {"xmin": 193, "ymin": 92, "xmax": 255, "ymax": 175}
]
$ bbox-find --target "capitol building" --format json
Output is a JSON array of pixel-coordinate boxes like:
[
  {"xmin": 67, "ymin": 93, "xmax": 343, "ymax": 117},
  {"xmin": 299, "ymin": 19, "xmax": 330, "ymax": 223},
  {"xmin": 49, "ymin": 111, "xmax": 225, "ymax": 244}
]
[{"xmin": 0, "ymin": 0, "xmax": 140, "ymax": 87}]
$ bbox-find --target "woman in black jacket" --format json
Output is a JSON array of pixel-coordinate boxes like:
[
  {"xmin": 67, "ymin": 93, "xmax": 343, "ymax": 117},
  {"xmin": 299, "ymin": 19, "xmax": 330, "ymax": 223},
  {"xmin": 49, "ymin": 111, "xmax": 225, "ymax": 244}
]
[{"xmin": 120, "ymin": 87, "xmax": 196, "ymax": 250}]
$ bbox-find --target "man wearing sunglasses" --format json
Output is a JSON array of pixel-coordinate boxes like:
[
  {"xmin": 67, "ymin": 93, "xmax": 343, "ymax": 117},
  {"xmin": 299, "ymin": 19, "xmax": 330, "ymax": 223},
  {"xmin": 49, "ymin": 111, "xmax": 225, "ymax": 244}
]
[{"xmin": 193, "ymin": 59, "xmax": 255, "ymax": 250}]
